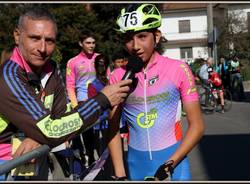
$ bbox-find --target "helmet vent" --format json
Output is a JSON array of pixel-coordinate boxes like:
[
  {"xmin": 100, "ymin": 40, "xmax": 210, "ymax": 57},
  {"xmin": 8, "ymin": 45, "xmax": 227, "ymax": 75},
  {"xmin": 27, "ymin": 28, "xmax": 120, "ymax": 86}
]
[{"xmin": 143, "ymin": 18, "xmax": 158, "ymax": 25}]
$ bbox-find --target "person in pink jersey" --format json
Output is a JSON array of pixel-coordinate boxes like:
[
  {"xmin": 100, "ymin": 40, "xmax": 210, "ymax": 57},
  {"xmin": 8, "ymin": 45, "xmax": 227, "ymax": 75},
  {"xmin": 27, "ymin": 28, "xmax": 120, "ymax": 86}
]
[
  {"xmin": 65, "ymin": 31, "xmax": 99, "ymax": 172},
  {"xmin": 107, "ymin": 4, "xmax": 205, "ymax": 181},
  {"xmin": 66, "ymin": 31, "xmax": 98, "ymax": 108}
]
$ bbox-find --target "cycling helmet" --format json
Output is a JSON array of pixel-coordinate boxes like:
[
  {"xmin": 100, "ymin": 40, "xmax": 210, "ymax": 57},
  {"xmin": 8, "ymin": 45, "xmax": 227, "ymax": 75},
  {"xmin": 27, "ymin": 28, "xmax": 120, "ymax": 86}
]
[
  {"xmin": 207, "ymin": 67, "xmax": 213, "ymax": 73},
  {"xmin": 115, "ymin": 4, "xmax": 162, "ymax": 33}
]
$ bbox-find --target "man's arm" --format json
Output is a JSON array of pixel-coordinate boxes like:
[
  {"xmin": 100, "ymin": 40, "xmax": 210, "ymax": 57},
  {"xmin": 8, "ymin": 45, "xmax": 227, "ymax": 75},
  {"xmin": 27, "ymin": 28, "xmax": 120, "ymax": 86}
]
[
  {"xmin": 0, "ymin": 63, "xmax": 132, "ymax": 148},
  {"xmin": 107, "ymin": 105, "xmax": 127, "ymax": 178}
]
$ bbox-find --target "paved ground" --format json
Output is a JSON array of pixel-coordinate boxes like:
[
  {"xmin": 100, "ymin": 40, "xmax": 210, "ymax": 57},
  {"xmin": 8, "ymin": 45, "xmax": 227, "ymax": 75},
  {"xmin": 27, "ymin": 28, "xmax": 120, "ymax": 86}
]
[{"xmin": 184, "ymin": 100, "xmax": 250, "ymax": 181}]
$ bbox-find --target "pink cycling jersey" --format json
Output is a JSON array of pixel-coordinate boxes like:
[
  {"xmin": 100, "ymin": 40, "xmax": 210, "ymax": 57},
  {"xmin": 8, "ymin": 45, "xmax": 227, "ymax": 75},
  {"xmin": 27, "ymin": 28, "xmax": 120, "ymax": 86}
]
[
  {"xmin": 66, "ymin": 52, "xmax": 98, "ymax": 104},
  {"xmin": 109, "ymin": 52, "xmax": 198, "ymax": 152}
]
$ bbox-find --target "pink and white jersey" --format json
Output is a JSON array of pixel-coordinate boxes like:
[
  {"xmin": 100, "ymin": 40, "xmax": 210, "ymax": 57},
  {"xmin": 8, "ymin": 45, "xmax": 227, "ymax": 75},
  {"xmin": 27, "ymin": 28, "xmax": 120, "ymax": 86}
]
[
  {"xmin": 66, "ymin": 52, "xmax": 98, "ymax": 103},
  {"xmin": 109, "ymin": 52, "xmax": 198, "ymax": 152}
]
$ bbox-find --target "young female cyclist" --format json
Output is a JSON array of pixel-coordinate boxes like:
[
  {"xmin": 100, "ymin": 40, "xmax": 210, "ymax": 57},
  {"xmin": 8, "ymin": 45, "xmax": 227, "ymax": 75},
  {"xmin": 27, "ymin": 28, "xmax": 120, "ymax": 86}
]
[{"xmin": 107, "ymin": 3, "xmax": 204, "ymax": 181}]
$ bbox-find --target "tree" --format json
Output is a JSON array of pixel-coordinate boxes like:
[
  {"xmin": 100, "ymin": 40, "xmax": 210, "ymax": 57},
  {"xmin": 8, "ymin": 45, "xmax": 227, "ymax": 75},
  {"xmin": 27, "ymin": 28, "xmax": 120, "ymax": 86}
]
[
  {"xmin": 216, "ymin": 9, "xmax": 250, "ymax": 60},
  {"xmin": 0, "ymin": 3, "xmax": 129, "ymax": 69}
]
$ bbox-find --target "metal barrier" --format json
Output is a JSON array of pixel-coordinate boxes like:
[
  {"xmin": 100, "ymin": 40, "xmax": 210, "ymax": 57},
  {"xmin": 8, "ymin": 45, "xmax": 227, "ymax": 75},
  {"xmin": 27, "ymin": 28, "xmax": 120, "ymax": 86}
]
[{"xmin": 0, "ymin": 145, "xmax": 50, "ymax": 176}]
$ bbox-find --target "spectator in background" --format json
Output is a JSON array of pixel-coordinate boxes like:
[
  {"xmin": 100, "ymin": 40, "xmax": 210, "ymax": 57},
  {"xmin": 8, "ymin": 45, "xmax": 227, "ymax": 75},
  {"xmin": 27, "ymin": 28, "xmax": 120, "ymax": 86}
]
[
  {"xmin": 108, "ymin": 50, "xmax": 128, "ymax": 77},
  {"xmin": 109, "ymin": 50, "xmax": 129, "ymax": 150},
  {"xmin": 0, "ymin": 8, "xmax": 132, "ymax": 180},
  {"xmin": 88, "ymin": 54, "xmax": 110, "ymax": 156},
  {"xmin": 208, "ymin": 67, "xmax": 225, "ymax": 113},
  {"xmin": 199, "ymin": 57, "xmax": 214, "ymax": 85},
  {"xmin": 229, "ymin": 56, "xmax": 245, "ymax": 101},
  {"xmin": 112, "ymin": 51, "xmax": 128, "ymax": 69},
  {"xmin": 87, "ymin": 54, "xmax": 113, "ymax": 180},
  {"xmin": 66, "ymin": 31, "xmax": 99, "ymax": 171},
  {"xmin": 66, "ymin": 31, "xmax": 98, "ymax": 108},
  {"xmin": 216, "ymin": 57, "xmax": 230, "ymax": 89}
]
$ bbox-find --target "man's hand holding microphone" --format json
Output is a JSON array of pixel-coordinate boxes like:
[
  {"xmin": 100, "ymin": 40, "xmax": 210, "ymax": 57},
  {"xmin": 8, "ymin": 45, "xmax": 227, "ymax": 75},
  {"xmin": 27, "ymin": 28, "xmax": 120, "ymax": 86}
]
[{"xmin": 100, "ymin": 55, "xmax": 144, "ymax": 107}]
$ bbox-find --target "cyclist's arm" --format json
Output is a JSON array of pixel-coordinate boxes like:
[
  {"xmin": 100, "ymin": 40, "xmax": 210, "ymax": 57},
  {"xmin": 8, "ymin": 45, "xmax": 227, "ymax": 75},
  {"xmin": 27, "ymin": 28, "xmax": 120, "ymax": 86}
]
[
  {"xmin": 107, "ymin": 105, "xmax": 126, "ymax": 177},
  {"xmin": 167, "ymin": 101, "xmax": 204, "ymax": 167},
  {"xmin": 168, "ymin": 62, "xmax": 204, "ymax": 167},
  {"xmin": 66, "ymin": 60, "xmax": 78, "ymax": 108}
]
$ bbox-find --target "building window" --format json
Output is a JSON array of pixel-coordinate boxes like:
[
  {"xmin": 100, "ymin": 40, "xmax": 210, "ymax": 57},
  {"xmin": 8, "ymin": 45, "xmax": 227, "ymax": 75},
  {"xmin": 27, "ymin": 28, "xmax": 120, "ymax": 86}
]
[
  {"xmin": 179, "ymin": 20, "xmax": 190, "ymax": 33},
  {"xmin": 180, "ymin": 47, "xmax": 193, "ymax": 59}
]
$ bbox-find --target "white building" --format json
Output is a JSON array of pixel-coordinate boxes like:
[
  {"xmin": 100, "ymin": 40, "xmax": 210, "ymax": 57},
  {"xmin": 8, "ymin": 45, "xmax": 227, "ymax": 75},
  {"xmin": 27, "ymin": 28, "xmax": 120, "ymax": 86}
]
[
  {"xmin": 159, "ymin": 3, "xmax": 208, "ymax": 64},
  {"xmin": 159, "ymin": 3, "xmax": 250, "ymax": 64}
]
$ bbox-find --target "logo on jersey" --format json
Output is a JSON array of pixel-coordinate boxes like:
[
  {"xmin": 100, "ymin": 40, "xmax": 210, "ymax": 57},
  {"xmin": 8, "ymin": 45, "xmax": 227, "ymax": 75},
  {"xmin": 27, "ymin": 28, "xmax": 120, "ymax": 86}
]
[
  {"xmin": 37, "ymin": 113, "xmax": 83, "ymax": 138},
  {"xmin": 148, "ymin": 75, "xmax": 159, "ymax": 86},
  {"xmin": 66, "ymin": 67, "xmax": 72, "ymax": 76},
  {"xmin": 136, "ymin": 108, "xmax": 158, "ymax": 128},
  {"xmin": 180, "ymin": 64, "xmax": 197, "ymax": 94}
]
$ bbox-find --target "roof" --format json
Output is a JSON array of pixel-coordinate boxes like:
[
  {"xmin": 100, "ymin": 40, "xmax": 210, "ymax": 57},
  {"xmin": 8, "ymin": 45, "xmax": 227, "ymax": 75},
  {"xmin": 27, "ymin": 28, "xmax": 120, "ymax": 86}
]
[{"xmin": 160, "ymin": 3, "xmax": 208, "ymax": 12}]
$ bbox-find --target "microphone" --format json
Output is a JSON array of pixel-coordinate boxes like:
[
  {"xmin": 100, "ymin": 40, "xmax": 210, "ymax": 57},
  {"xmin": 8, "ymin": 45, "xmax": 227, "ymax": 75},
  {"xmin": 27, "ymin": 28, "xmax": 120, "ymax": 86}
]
[{"xmin": 122, "ymin": 55, "xmax": 144, "ymax": 80}]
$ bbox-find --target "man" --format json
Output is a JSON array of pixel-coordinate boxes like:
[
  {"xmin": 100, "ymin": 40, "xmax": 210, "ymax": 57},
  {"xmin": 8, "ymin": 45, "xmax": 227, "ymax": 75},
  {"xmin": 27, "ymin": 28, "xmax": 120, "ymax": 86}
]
[
  {"xmin": 216, "ymin": 57, "xmax": 229, "ymax": 89},
  {"xmin": 199, "ymin": 57, "xmax": 214, "ymax": 84},
  {"xmin": 0, "ymin": 8, "xmax": 131, "ymax": 180}
]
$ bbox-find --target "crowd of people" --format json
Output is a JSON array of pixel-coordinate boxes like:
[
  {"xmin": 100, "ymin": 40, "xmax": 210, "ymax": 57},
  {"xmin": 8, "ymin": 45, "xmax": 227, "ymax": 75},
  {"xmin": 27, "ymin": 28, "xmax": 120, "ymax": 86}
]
[
  {"xmin": 0, "ymin": 3, "xmax": 205, "ymax": 181},
  {"xmin": 198, "ymin": 55, "xmax": 245, "ymax": 110}
]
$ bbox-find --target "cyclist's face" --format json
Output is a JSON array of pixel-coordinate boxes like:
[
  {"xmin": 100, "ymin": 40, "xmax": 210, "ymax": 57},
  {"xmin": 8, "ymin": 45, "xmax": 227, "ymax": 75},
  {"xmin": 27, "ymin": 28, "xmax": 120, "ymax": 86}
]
[
  {"xmin": 80, "ymin": 37, "xmax": 96, "ymax": 55},
  {"xmin": 14, "ymin": 18, "xmax": 56, "ymax": 71},
  {"xmin": 124, "ymin": 30, "xmax": 161, "ymax": 63}
]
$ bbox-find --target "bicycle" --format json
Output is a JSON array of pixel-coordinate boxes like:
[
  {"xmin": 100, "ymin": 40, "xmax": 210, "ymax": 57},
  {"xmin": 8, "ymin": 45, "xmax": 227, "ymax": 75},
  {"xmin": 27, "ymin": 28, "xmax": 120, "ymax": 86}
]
[{"xmin": 199, "ymin": 83, "xmax": 232, "ymax": 114}]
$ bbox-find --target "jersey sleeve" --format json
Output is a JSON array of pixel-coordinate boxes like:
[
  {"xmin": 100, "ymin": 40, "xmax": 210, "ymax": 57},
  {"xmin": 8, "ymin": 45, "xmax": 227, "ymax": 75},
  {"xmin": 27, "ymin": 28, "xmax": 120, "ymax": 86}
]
[
  {"xmin": 66, "ymin": 60, "xmax": 78, "ymax": 107},
  {"xmin": 178, "ymin": 62, "xmax": 199, "ymax": 103},
  {"xmin": 0, "ymin": 63, "xmax": 110, "ymax": 148}
]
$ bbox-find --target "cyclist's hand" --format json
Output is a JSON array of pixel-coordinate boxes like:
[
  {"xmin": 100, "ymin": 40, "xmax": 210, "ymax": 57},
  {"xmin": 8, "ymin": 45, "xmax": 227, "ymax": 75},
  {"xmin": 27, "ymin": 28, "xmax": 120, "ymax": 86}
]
[
  {"xmin": 154, "ymin": 160, "xmax": 174, "ymax": 181},
  {"xmin": 110, "ymin": 175, "xmax": 129, "ymax": 181}
]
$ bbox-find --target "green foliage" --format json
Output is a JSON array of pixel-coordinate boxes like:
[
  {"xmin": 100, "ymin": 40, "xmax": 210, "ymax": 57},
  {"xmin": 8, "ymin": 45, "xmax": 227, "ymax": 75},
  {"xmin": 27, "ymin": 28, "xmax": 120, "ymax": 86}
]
[
  {"xmin": 241, "ymin": 61, "xmax": 250, "ymax": 81},
  {"xmin": 189, "ymin": 58, "xmax": 205, "ymax": 77},
  {"xmin": 51, "ymin": 47, "xmax": 62, "ymax": 65},
  {"xmin": 0, "ymin": 3, "xmax": 129, "ymax": 70},
  {"xmin": 216, "ymin": 10, "xmax": 250, "ymax": 60}
]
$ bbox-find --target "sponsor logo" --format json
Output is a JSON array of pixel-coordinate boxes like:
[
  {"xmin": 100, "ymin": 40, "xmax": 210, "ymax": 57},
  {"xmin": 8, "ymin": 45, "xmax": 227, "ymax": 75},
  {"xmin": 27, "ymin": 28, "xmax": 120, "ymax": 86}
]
[
  {"xmin": 66, "ymin": 67, "xmax": 71, "ymax": 75},
  {"xmin": 136, "ymin": 108, "xmax": 158, "ymax": 128},
  {"xmin": 126, "ymin": 92, "xmax": 169, "ymax": 105},
  {"xmin": 44, "ymin": 94, "xmax": 54, "ymax": 111},
  {"xmin": 180, "ymin": 64, "xmax": 197, "ymax": 94},
  {"xmin": 148, "ymin": 75, "xmax": 159, "ymax": 86},
  {"xmin": 38, "ymin": 114, "xmax": 83, "ymax": 138}
]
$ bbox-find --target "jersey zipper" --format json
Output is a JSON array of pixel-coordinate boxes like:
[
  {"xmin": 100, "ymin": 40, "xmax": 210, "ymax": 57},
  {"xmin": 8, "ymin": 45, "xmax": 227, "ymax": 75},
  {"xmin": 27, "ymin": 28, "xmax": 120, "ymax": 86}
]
[{"xmin": 143, "ymin": 69, "xmax": 152, "ymax": 160}]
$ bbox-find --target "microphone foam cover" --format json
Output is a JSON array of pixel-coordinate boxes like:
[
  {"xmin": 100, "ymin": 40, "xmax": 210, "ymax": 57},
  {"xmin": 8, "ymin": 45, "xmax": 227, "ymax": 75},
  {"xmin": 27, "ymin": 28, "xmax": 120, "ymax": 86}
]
[{"xmin": 126, "ymin": 55, "xmax": 144, "ymax": 73}]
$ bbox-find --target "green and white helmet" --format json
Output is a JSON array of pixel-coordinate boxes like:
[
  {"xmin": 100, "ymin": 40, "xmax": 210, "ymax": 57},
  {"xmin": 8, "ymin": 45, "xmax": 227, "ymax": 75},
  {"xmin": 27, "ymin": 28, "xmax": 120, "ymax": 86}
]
[{"xmin": 115, "ymin": 4, "xmax": 162, "ymax": 33}]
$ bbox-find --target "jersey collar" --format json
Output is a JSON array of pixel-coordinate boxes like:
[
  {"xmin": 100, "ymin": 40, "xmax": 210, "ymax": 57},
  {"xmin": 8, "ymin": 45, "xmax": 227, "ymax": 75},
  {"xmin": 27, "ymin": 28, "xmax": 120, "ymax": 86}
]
[{"xmin": 10, "ymin": 47, "xmax": 53, "ymax": 86}]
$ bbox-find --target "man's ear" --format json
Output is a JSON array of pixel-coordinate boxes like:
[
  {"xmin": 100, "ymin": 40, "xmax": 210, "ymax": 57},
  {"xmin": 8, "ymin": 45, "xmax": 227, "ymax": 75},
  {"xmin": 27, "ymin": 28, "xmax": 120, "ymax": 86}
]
[
  {"xmin": 155, "ymin": 29, "xmax": 162, "ymax": 44},
  {"xmin": 13, "ymin": 28, "xmax": 20, "ymax": 45}
]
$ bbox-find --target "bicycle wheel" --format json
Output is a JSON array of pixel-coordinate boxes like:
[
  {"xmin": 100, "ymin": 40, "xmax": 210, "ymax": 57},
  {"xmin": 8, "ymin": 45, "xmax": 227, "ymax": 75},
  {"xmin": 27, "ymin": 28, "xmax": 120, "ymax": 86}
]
[
  {"xmin": 199, "ymin": 92, "xmax": 216, "ymax": 114},
  {"xmin": 223, "ymin": 89, "xmax": 232, "ymax": 112}
]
